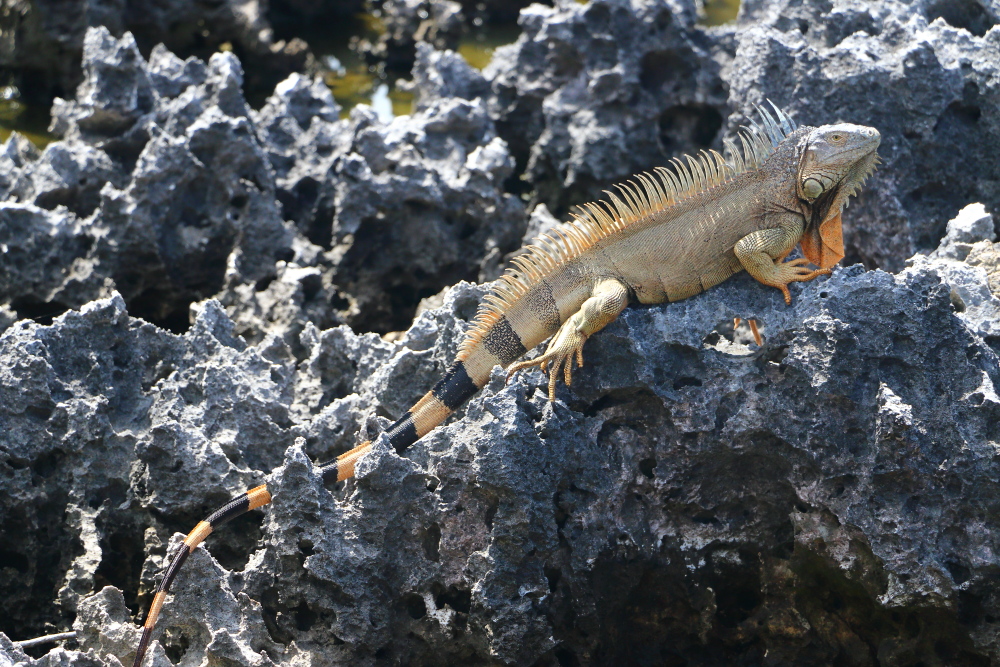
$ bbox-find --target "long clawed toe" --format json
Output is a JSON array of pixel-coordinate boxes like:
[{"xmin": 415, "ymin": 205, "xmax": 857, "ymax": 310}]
[
  {"xmin": 771, "ymin": 261, "xmax": 832, "ymax": 304},
  {"xmin": 506, "ymin": 341, "xmax": 586, "ymax": 401}
]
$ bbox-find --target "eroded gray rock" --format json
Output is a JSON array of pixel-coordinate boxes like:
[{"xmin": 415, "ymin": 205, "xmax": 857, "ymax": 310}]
[
  {"xmin": 479, "ymin": 0, "xmax": 1000, "ymax": 273},
  {"xmin": 0, "ymin": 27, "xmax": 295, "ymax": 330},
  {"xmin": 4, "ymin": 203, "xmax": 1000, "ymax": 664},
  {"xmin": 1, "ymin": 26, "xmax": 524, "ymax": 344},
  {"xmin": 249, "ymin": 60, "xmax": 525, "ymax": 335},
  {"xmin": 484, "ymin": 0, "xmax": 722, "ymax": 211},
  {"xmin": 4, "ymin": 3, "xmax": 1000, "ymax": 666},
  {"xmin": 0, "ymin": 0, "xmax": 310, "ymax": 107}
]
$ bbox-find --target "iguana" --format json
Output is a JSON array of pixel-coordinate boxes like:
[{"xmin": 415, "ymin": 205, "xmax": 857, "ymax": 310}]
[{"xmin": 129, "ymin": 104, "xmax": 880, "ymax": 666}]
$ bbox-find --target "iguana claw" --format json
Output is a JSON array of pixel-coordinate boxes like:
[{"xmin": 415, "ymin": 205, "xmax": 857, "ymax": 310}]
[
  {"xmin": 766, "ymin": 258, "xmax": 831, "ymax": 305},
  {"xmin": 507, "ymin": 327, "xmax": 587, "ymax": 401}
]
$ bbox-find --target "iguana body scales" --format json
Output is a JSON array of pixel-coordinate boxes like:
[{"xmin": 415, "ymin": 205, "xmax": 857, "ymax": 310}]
[{"xmin": 129, "ymin": 104, "xmax": 880, "ymax": 666}]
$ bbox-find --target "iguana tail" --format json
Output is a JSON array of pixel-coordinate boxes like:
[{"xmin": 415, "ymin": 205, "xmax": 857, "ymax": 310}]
[
  {"xmin": 130, "ymin": 298, "xmax": 562, "ymax": 666},
  {"xmin": 326, "ymin": 289, "xmax": 568, "ymax": 480},
  {"xmin": 130, "ymin": 484, "xmax": 272, "ymax": 667}
]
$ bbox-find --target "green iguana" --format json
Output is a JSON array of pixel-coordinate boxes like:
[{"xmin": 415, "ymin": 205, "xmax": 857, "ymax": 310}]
[{"xmin": 130, "ymin": 103, "xmax": 880, "ymax": 666}]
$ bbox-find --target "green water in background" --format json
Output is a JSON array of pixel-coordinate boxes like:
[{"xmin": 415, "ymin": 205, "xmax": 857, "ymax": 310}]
[
  {"xmin": 0, "ymin": 89, "xmax": 54, "ymax": 147},
  {"xmin": 313, "ymin": 12, "xmax": 521, "ymax": 120},
  {"xmin": 700, "ymin": 0, "xmax": 741, "ymax": 26},
  {"xmin": 0, "ymin": 0, "xmax": 740, "ymax": 146}
]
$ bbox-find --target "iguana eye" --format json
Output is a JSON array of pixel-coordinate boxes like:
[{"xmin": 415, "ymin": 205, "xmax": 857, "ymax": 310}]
[{"xmin": 829, "ymin": 133, "xmax": 843, "ymax": 142}]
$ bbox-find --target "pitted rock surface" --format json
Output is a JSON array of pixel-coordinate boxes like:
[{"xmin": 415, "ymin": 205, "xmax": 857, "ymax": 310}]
[{"xmin": 2, "ymin": 2, "xmax": 1000, "ymax": 666}]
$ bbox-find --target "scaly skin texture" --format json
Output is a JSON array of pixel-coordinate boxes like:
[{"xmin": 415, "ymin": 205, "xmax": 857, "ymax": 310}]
[{"xmin": 128, "ymin": 106, "xmax": 880, "ymax": 667}]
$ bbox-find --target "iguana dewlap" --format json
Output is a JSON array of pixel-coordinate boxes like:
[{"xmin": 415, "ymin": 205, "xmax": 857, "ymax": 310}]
[{"xmin": 129, "ymin": 104, "xmax": 880, "ymax": 667}]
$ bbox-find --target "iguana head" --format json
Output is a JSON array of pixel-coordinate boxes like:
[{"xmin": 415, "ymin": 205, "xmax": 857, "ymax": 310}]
[{"xmin": 796, "ymin": 124, "xmax": 881, "ymax": 268}]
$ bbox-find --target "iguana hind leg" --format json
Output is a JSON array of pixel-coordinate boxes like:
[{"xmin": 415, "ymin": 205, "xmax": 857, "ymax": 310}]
[
  {"xmin": 507, "ymin": 278, "xmax": 629, "ymax": 400},
  {"xmin": 735, "ymin": 224, "xmax": 830, "ymax": 305}
]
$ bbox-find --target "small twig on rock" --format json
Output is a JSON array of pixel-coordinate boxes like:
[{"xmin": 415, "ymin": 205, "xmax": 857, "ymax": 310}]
[{"xmin": 14, "ymin": 631, "xmax": 77, "ymax": 649}]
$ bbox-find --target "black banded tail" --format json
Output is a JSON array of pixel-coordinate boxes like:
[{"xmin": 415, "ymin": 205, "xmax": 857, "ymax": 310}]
[
  {"xmin": 131, "ymin": 485, "xmax": 271, "ymax": 667},
  {"xmin": 320, "ymin": 360, "xmax": 483, "ymax": 482}
]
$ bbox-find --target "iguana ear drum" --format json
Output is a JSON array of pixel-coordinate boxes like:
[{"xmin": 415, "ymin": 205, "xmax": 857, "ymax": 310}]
[{"xmin": 801, "ymin": 177, "xmax": 824, "ymax": 199}]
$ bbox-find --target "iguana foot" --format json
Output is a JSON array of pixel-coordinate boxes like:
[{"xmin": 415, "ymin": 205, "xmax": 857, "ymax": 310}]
[
  {"xmin": 507, "ymin": 279, "xmax": 628, "ymax": 401},
  {"xmin": 762, "ymin": 258, "xmax": 831, "ymax": 305},
  {"xmin": 735, "ymin": 224, "xmax": 834, "ymax": 306},
  {"xmin": 507, "ymin": 323, "xmax": 587, "ymax": 401}
]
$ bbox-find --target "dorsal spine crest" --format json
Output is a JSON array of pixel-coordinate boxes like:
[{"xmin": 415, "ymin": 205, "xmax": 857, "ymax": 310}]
[{"xmin": 457, "ymin": 102, "xmax": 797, "ymax": 360}]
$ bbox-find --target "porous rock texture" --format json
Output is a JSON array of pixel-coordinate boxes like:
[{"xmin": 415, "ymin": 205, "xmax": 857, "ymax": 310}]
[
  {"xmin": 2, "ymin": 1, "xmax": 1000, "ymax": 666},
  {"xmin": 0, "ymin": 25, "xmax": 524, "ymax": 341},
  {"xmin": 479, "ymin": 0, "xmax": 1000, "ymax": 272},
  {"xmin": 0, "ymin": 0, "xmax": 320, "ymax": 106},
  {"xmin": 3, "ymin": 204, "xmax": 1000, "ymax": 666}
]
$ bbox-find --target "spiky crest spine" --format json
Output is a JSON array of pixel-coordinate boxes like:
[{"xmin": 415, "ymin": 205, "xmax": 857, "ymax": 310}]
[{"xmin": 457, "ymin": 103, "xmax": 798, "ymax": 359}]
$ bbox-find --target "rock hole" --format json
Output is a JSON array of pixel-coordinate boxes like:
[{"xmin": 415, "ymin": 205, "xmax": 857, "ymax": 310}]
[
  {"xmin": 300, "ymin": 272, "xmax": 322, "ymax": 301},
  {"xmin": 421, "ymin": 522, "xmax": 441, "ymax": 562},
  {"xmin": 299, "ymin": 539, "xmax": 314, "ymax": 557},
  {"xmin": 555, "ymin": 646, "xmax": 581, "ymax": 667},
  {"xmin": 760, "ymin": 344, "xmax": 789, "ymax": 364},
  {"xmin": 484, "ymin": 498, "xmax": 498, "ymax": 532},
  {"xmin": 25, "ymin": 402, "xmax": 54, "ymax": 423},
  {"xmin": 434, "ymin": 585, "xmax": 471, "ymax": 614},
  {"xmin": 210, "ymin": 510, "xmax": 264, "ymax": 573},
  {"xmin": 951, "ymin": 288, "xmax": 966, "ymax": 313},
  {"xmin": 703, "ymin": 318, "xmax": 756, "ymax": 356},
  {"xmin": 656, "ymin": 104, "xmax": 723, "ymax": 154},
  {"xmin": 712, "ymin": 564, "xmax": 763, "ymax": 629},
  {"xmin": 946, "ymin": 559, "xmax": 971, "ymax": 585},
  {"xmin": 0, "ymin": 549, "xmax": 29, "ymax": 573},
  {"xmin": 691, "ymin": 512, "xmax": 720, "ymax": 526},
  {"xmin": 252, "ymin": 277, "xmax": 276, "ymax": 296},
  {"xmin": 638, "ymin": 457, "xmax": 656, "ymax": 479},
  {"xmin": 925, "ymin": 0, "xmax": 995, "ymax": 36},
  {"xmin": 639, "ymin": 50, "xmax": 692, "ymax": 93},
  {"xmin": 403, "ymin": 592, "xmax": 426, "ymax": 619},
  {"xmin": 545, "ymin": 566, "xmax": 562, "ymax": 593},
  {"xmin": 555, "ymin": 503, "xmax": 569, "ymax": 532},
  {"xmin": 672, "ymin": 376, "xmax": 702, "ymax": 390},
  {"xmin": 162, "ymin": 627, "xmax": 191, "ymax": 664},
  {"xmin": 94, "ymin": 525, "xmax": 144, "ymax": 606},
  {"xmin": 294, "ymin": 601, "xmax": 318, "ymax": 631},
  {"xmin": 261, "ymin": 601, "xmax": 293, "ymax": 645}
]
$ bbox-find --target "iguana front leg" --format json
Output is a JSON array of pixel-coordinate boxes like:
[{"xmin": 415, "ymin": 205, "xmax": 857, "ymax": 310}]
[
  {"xmin": 734, "ymin": 218, "xmax": 830, "ymax": 305},
  {"xmin": 507, "ymin": 278, "xmax": 629, "ymax": 400}
]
